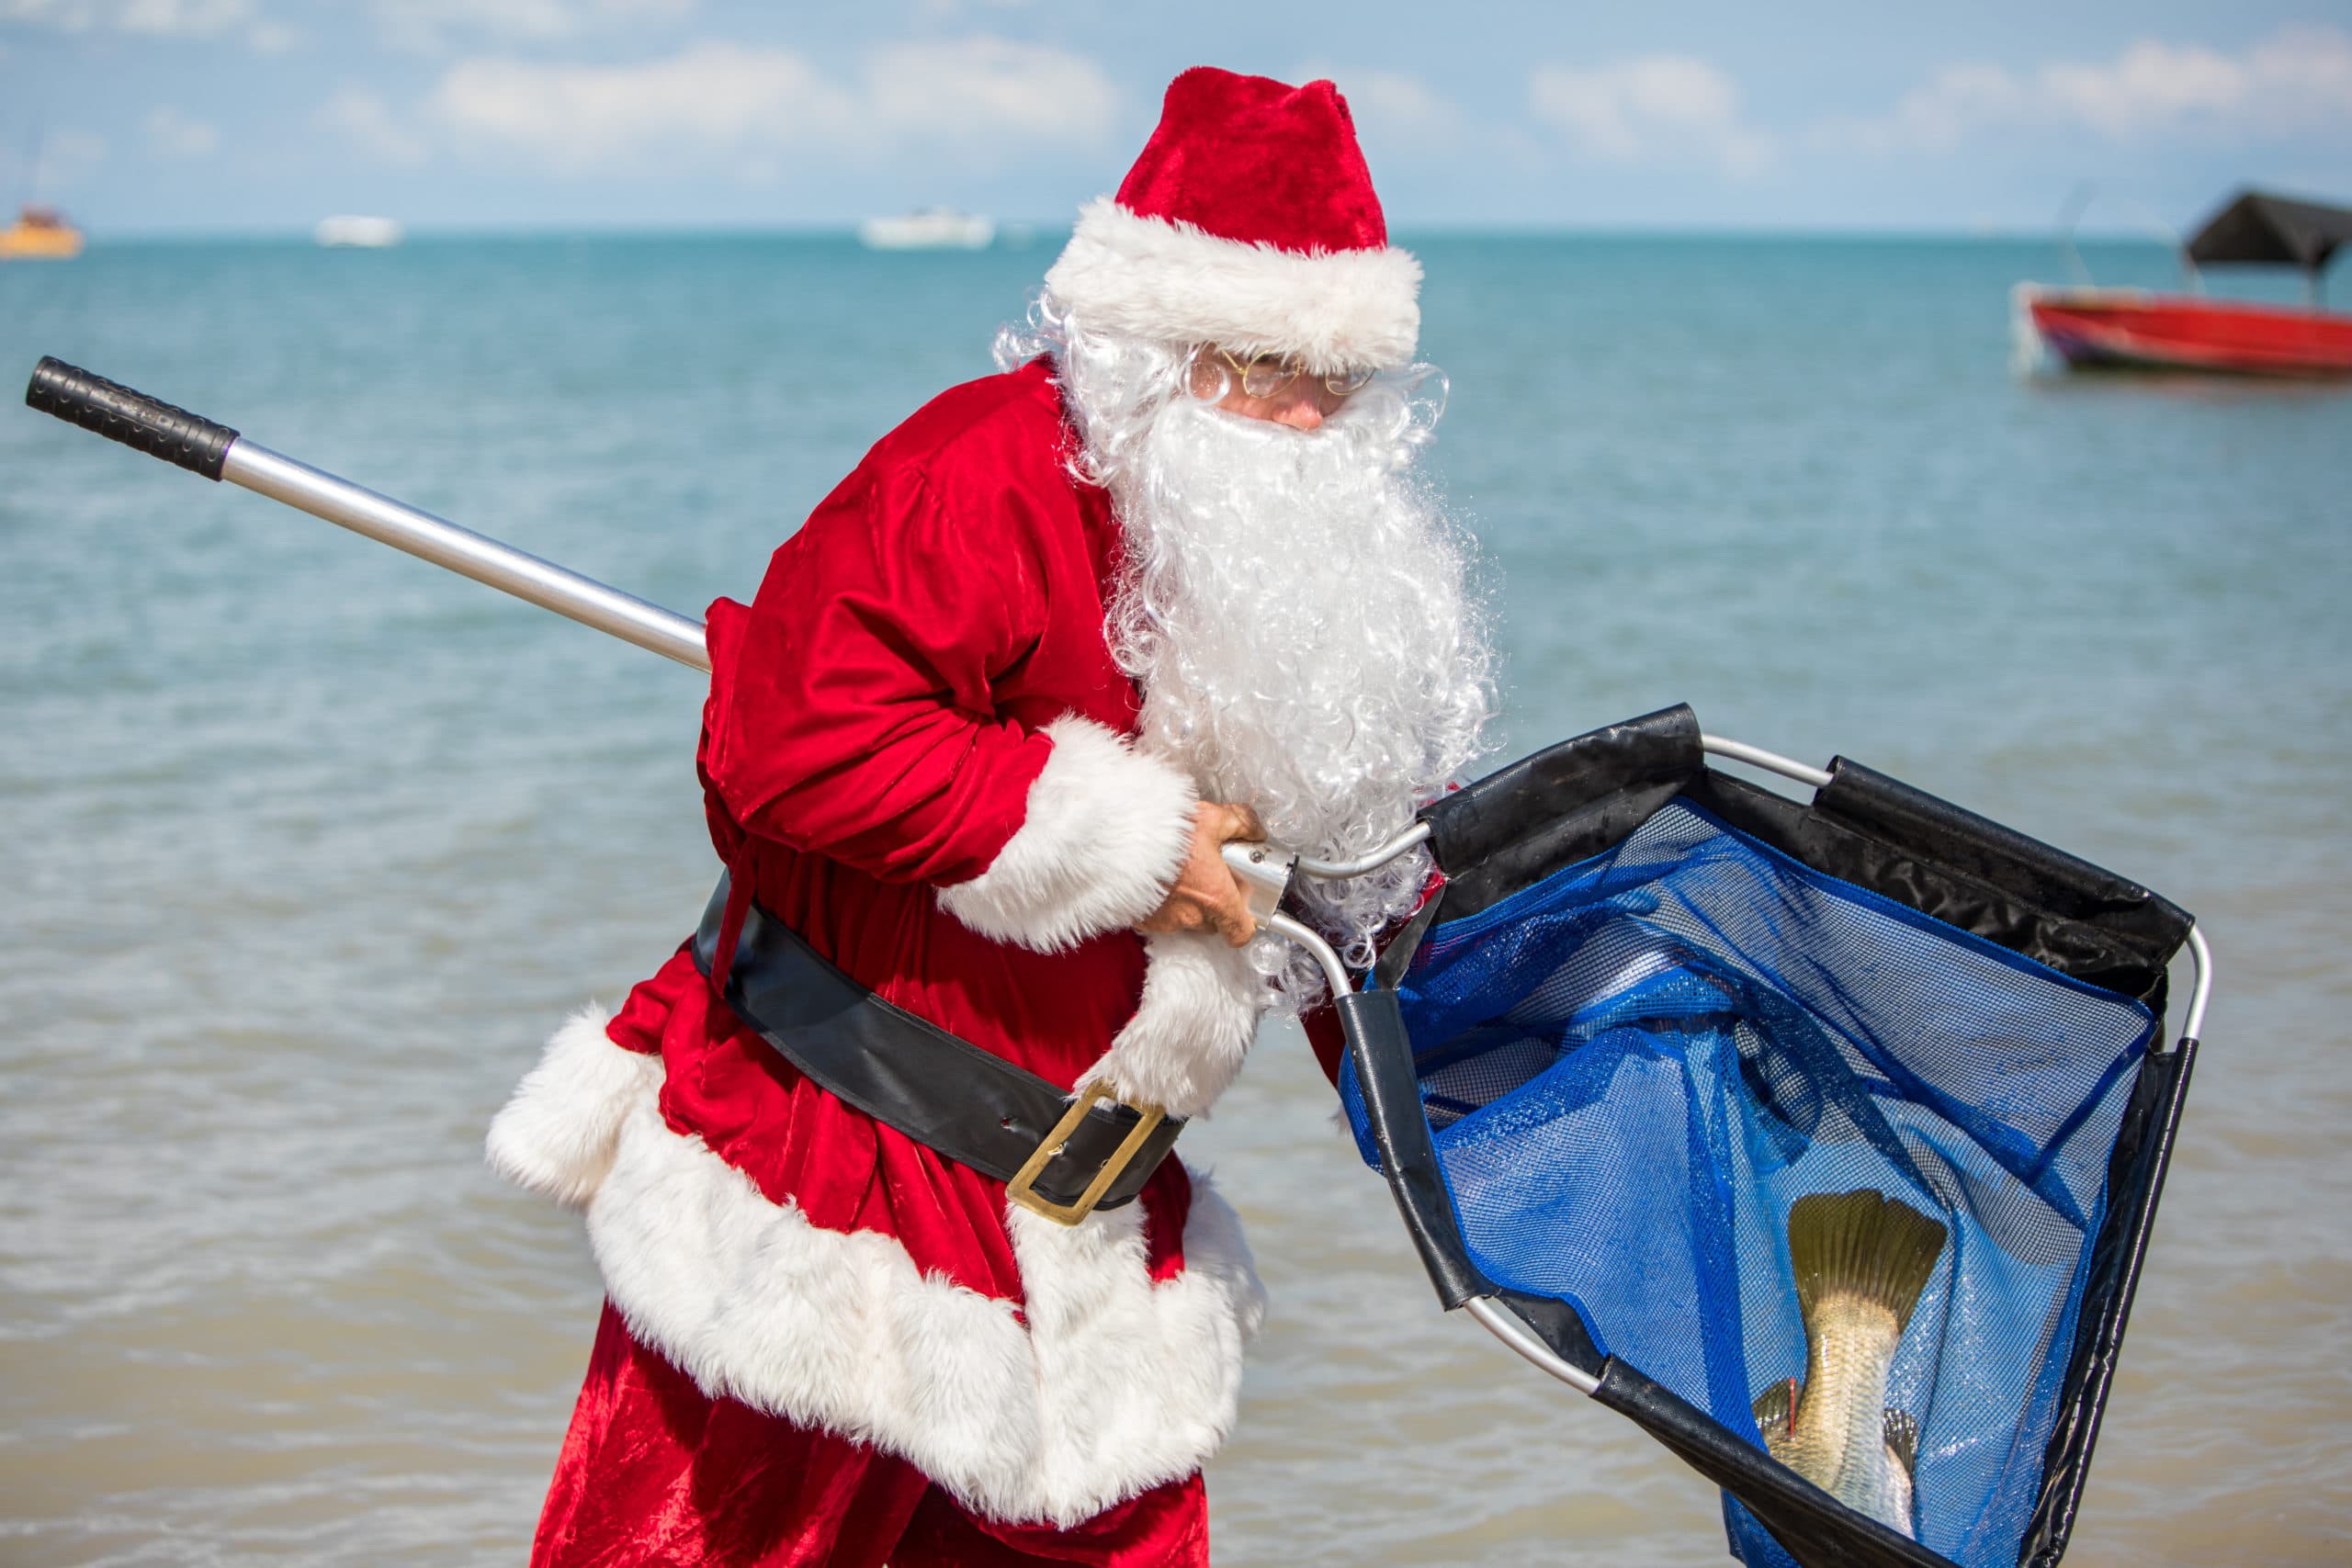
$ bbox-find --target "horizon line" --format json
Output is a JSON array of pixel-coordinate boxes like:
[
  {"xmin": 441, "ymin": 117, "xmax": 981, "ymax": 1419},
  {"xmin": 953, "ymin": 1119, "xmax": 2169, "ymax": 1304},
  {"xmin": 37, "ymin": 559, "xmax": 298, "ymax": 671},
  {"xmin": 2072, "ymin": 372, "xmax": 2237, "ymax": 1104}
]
[{"xmin": 53, "ymin": 219, "xmax": 2190, "ymax": 246}]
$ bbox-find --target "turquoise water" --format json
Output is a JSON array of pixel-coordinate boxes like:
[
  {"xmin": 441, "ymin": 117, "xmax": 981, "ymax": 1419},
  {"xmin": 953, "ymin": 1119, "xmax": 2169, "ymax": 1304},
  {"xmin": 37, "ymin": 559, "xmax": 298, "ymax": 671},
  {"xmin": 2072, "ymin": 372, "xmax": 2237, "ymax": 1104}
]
[{"xmin": 2, "ymin": 235, "xmax": 2346, "ymax": 1565}]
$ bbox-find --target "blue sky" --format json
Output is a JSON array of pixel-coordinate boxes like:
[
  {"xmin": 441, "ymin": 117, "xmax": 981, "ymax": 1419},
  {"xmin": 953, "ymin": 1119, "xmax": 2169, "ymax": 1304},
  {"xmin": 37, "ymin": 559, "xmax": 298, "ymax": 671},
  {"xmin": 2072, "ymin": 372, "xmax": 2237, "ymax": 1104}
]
[{"xmin": 4, "ymin": 1, "xmax": 2348, "ymax": 236}]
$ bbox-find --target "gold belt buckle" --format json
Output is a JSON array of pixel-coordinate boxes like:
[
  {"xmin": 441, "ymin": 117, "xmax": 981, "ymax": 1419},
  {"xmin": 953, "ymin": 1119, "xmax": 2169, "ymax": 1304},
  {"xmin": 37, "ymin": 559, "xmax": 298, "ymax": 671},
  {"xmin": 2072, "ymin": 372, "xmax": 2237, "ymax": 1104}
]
[{"xmin": 1005, "ymin": 1082, "xmax": 1167, "ymax": 1226}]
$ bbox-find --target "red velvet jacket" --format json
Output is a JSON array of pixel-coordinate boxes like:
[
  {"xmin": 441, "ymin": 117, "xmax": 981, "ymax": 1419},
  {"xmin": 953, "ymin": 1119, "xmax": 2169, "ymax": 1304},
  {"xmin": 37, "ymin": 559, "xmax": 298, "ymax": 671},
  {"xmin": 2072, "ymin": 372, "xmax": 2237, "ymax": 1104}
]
[
  {"xmin": 487, "ymin": 360, "xmax": 1269, "ymax": 1530},
  {"xmin": 624, "ymin": 356, "xmax": 1182, "ymax": 1281}
]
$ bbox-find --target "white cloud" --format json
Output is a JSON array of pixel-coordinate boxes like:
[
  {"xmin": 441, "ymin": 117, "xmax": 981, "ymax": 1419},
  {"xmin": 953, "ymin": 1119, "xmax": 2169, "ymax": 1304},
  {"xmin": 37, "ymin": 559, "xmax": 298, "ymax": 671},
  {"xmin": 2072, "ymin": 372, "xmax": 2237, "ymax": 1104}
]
[
  {"xmin": 1825, "ymin": 26, "xmax": 2352, "ymax": 152},
  {"xmin": 2043, "ymin": 40, "xmax": 2247, "ymax": 139},
  {"xmin": 377, "ymin": 0, "xmax": 579, "ymax": 49},
  {"xmin": 144, "ymin": 104, "xmax": 220, "ymax": 157},
  {"xmin": 916, "ymin": 0, "xmax": 1037, "ymax": 17},
  {"xmin": 3, "ymin": 0, "xmax": 101, "ymax": 25},
  {"xmin": 4, "ymin": 0, "xmax": 296, "ymax": 51},
  {"xmin": 318, "ymin": 86, "xmax": 430, "ymax": 167},
  {"xmin": 1529, "ymin": 55, "xmax": 1775, "ymax": 175},
  {"xmin": 117, "ymin": 0, "xmax": 246, "ymax": 30},
  {"xmin": 372, "ymin": 0, "xmax": 695, "ymax": 52},
  {"xmin": 3, "ymin": 0, "xmax": 253, "ymax": 32},
  {"xmin": 864, "ymin": 36, "xmax": 1116, "ymax": 145},
  {"xmin": 390, "ymin": 35, "xmax": 1118, "ymax": 175},
  {"xmin": 1826, "ymin": 63, "xmax": 2022, "ymax": 154},
  {"xmin": 5, "ymin": 0, "xmax": 102, "ymax": 27},
  {"xmin": 428, "ymin": 42, "xmax": 853, "ymax": 172}
]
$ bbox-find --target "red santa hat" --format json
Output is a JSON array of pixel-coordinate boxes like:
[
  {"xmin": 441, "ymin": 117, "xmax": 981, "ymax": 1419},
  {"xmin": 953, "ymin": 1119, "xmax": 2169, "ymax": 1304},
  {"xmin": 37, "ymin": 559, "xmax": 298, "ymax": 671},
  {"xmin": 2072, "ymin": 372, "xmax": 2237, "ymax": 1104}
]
[{"xmin": 1043, "ymin": 67, "xmax": 1421, "ymax": 373}]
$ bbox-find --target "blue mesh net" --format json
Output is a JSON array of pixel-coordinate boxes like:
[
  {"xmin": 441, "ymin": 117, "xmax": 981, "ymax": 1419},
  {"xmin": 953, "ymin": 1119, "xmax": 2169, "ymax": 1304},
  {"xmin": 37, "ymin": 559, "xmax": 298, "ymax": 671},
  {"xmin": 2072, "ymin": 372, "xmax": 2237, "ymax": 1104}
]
[{"xmin": 1340, "ymin": 800, "xmax": 2156, "ymax": 1568}]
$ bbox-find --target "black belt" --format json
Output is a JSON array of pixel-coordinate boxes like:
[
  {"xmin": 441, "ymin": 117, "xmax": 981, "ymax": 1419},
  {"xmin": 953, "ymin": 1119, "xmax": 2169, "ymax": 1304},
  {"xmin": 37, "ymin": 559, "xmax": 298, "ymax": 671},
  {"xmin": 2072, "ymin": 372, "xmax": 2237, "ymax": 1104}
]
[{"xmin": 690, "ymin": 875, "xmax": 1183, "ymax": 1224}]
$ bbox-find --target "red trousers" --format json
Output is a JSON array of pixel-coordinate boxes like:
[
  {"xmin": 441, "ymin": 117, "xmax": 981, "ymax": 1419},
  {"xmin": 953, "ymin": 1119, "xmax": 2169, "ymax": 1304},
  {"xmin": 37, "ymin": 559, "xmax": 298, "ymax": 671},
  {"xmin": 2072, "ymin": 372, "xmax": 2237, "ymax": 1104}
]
[{"xmin": 531, "ymin": 1303, "xmax": 1212, "ymax": 1568}]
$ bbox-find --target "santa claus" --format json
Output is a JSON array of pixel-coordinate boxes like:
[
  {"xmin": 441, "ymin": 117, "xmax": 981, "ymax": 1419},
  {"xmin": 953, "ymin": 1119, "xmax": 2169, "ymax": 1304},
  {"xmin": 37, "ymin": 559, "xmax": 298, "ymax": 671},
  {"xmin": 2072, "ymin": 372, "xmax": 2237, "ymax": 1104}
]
[{"xmin": 487, "ymin": 66, "xmax": 1494, "ymax": 1566}]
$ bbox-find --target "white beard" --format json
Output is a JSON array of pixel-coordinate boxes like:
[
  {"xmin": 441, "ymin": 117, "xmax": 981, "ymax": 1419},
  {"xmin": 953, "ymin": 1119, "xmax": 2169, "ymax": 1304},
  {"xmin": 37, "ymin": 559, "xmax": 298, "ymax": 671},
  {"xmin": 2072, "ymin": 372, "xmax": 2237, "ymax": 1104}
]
[{"xmin": 1031, "ymin": 309, "xmax": 1497, "ymax": 1007}]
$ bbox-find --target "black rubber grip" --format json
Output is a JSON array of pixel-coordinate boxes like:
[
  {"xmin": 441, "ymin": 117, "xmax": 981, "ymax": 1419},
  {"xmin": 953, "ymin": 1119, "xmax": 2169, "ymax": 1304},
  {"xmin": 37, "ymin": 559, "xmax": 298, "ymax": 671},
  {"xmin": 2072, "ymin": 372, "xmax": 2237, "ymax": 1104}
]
[{"xmin": 25, "ymin": 356, "xmax": 239, "ymax": 480}]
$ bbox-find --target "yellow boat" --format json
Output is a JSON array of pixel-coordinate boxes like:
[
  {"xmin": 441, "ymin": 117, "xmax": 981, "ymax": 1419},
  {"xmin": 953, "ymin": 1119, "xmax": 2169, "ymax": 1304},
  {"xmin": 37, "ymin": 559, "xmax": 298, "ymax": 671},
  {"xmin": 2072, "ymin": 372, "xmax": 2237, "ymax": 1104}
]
[{"xmin": 1, "ymin": 206, "xmax": 85, "ymax": 260}]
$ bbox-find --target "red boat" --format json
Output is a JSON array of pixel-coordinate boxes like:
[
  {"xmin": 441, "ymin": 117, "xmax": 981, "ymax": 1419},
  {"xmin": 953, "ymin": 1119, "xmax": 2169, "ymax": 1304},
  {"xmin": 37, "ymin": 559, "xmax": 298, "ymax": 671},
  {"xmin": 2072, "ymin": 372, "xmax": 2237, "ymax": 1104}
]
[{"xmin": 2018, "ymin": 189, "xmax": 2352, "ymax": 378}]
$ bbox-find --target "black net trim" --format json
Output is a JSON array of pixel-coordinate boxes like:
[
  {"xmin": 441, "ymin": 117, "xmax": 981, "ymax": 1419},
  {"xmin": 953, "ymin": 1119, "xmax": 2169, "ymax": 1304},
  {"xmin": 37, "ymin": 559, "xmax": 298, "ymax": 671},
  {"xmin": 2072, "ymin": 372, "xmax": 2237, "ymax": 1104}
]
[{"xmin": 1419, "ymin": 705, "xmax": 2189, "ymax": 1007}]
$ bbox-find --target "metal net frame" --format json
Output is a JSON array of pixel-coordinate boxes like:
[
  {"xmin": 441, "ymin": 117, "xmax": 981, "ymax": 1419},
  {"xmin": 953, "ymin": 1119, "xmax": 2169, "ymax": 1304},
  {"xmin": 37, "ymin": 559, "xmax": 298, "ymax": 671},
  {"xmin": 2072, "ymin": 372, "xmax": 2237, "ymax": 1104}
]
[{"xmin": 1317, "ymin": 705, "xmax": 2203, "ymax": 1568}]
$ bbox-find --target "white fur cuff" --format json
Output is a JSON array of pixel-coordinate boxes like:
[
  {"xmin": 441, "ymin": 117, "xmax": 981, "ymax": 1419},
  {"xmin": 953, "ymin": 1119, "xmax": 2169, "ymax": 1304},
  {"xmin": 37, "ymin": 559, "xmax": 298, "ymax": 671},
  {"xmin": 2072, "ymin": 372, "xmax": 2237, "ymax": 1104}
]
[
  {"xmin": 484, "ymin": 1007, "xmax": 663, "ymax": 1210},
  {"xmin": 1045, "ymin": 197, "xmax": 1422, "ymax": 372},
  {"xmin": 1079, "ymin": 930, "xmax": 1267, "ymax": 1120},
  {"xmin": 937, "ymin": 715, "xmax": 1197, "ymax": 953}
]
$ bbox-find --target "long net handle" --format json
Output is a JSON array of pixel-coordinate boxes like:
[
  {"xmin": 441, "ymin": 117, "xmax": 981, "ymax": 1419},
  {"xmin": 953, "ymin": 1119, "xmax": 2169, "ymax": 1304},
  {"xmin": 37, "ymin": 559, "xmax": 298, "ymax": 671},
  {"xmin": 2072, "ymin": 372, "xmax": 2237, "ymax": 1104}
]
[{"xmin": 26, "ymin": 356, "xmax": 712, "ymax": 671}]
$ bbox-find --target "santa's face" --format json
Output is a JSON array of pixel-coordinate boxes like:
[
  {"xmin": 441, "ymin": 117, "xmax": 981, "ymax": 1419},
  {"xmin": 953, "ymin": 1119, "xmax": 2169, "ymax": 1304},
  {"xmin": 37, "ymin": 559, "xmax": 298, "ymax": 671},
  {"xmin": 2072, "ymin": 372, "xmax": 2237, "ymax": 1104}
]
[{"xmin": 1026, "ymin": 306, "xmax": 1497, "ymax": 1004}]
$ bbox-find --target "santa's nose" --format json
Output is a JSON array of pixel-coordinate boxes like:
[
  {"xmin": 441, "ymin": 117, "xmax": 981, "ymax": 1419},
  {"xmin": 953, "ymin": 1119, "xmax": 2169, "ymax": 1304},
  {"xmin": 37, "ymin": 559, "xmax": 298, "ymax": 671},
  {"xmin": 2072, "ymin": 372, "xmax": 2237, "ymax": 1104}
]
[{"xmin": 1272, "ymin": 395, "xmax": 1326, "ymax": 431}]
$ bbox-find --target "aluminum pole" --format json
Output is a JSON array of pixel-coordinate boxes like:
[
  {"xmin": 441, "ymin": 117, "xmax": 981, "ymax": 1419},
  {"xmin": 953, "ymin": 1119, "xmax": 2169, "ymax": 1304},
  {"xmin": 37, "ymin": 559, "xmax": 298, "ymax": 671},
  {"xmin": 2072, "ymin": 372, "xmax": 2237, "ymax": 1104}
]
[{"xmin": 221, "ymin": 441, "xmax": 710, "ymax": 672}]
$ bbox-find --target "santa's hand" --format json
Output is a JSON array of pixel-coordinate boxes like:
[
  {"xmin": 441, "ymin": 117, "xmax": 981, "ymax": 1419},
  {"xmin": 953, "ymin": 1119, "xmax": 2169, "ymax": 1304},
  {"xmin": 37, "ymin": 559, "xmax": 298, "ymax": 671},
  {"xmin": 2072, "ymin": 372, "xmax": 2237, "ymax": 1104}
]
[{"xmin": 1137, "ymin": 802, "xmax": 1265, "ymax": 946}]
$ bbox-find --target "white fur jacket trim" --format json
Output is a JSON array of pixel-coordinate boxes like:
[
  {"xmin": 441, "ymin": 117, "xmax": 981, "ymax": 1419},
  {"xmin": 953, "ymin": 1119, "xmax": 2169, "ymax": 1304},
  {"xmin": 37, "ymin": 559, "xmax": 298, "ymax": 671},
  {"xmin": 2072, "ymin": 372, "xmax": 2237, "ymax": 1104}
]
[
  {"xmin": 486, "ymin": 1012, "xmax": 1267, "ymax": 1527},
  {"xmin": 1045, "ymin": 196, "xmax": 1423, "ymax": 373},
  {"xmin": 937, "ymin": 714, "xmax": 1198, "ymax": 955},
  {"xmin": 485, "ymin": 1006, "xmax": 662, "ymax": 1209}
]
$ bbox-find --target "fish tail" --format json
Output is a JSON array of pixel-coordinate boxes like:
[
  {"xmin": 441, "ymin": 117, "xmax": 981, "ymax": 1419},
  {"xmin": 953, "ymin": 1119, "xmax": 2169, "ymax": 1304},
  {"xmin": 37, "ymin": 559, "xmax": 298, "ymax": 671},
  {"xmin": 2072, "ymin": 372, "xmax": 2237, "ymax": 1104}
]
[{"xmin": 1786, "ymin": 1189, "xmax": 1950, "ymax": 1333}]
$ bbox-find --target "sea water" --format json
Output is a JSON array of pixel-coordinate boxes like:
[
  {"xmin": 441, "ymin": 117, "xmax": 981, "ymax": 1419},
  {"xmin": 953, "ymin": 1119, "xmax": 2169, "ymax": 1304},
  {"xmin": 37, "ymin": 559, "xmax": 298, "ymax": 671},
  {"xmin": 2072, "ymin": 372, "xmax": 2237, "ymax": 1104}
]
[{"xmin": 1, "ymin": 235, "xmax": 2346, "ymax": 1566}]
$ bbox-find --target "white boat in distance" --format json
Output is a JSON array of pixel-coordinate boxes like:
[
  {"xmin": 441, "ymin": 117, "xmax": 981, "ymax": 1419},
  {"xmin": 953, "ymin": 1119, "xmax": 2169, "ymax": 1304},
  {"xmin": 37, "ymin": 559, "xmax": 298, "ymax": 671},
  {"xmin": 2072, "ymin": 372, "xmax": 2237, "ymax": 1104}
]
[
  {"xmin": 858, "ymin": 209, "xmax": 995, "ymax": 251},
  {"xmin": 314, "ymin": 215, "xmax": 403, "ymax": 249}
]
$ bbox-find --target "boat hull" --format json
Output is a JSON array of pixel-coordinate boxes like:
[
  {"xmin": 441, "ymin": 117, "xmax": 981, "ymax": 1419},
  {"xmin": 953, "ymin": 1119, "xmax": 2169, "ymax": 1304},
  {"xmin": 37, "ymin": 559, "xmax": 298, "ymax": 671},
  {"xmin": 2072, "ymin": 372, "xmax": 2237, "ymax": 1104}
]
[
  {"xmin": 858, "ymin": 213, "xmax": 994, "ymax": 251},
  {"xmin": 0, "ymin": 224, "xmax": 83, "ymax": 260},
  {"xmin": 2018, "ymin": 285, "xmax": 2352, "ymax": 378},
  {"xmin": 315, "ymin": 216, "xmax": 404, "ymax": 249}
]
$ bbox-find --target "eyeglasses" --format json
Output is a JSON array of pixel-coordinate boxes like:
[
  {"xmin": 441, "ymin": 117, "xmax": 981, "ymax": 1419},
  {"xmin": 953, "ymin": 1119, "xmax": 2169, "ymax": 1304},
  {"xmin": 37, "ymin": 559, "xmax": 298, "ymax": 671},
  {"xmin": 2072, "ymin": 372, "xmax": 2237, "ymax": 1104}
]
[{"xmin": 1210, "ymin": 347, "xmax": 1379, "ymax": 400}]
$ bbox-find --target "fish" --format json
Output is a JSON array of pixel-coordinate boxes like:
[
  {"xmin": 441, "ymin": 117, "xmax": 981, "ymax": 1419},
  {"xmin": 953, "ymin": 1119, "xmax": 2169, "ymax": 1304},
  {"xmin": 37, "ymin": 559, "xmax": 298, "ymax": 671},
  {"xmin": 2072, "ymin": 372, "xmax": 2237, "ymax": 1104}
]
[{"xmin": 1752, "ymin": 1188, "xmax": 1948, "ymax": 1540}]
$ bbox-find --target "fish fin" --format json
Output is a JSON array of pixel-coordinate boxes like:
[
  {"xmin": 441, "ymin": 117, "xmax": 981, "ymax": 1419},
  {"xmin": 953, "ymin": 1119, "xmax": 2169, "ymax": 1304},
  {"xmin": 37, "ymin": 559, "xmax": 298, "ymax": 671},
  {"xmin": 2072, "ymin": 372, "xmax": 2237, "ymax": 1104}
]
[
  {"xmin": 1752, "ymin": 1376, "xmax": 1797, "ymax": 1450},
  {"xmin": 1883, "ymin": 1407, "xmax": 1920, "ymax": 1477},
  {"xmin": 1786, "ymin": 1189, "xmax": 1950, "ymax": 1333}
]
